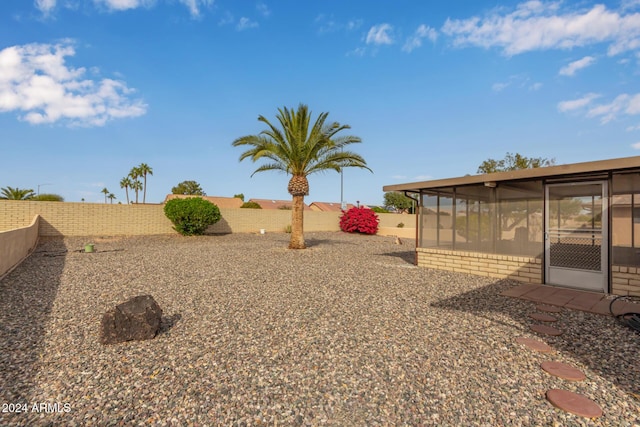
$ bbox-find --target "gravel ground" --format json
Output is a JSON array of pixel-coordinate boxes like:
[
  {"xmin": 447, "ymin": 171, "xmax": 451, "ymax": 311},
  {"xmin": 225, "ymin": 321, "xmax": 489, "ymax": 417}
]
[{"xmin": 0, "ymin": 231, "xmax": 639, "ymax": 426}]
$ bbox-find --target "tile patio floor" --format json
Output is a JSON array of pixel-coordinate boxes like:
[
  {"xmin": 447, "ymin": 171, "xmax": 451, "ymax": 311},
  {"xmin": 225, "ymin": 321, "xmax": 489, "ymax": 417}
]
[{"xmin": 501, "ymin": 283, "xmax": 639, "ymax": 316}]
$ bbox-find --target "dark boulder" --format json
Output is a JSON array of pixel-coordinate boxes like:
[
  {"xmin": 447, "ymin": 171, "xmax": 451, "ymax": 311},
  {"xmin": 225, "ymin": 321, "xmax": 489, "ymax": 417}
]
[{"xmin": 100, "ymin": 295, "xmax": 163, "ymax": 345}]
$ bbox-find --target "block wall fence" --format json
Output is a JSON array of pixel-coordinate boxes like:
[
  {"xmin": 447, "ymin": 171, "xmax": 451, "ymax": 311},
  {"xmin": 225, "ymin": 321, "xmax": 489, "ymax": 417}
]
[
  {"xmin": 0, "ymin": 214, "xmax": 39, "ymax": 279},
  {"xmin": 0, "ymin": 200, "xmax": 415, "ymax": 237}
]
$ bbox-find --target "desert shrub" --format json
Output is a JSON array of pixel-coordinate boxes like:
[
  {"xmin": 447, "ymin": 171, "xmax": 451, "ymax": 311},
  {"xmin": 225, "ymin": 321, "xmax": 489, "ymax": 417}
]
[
  {"xmin": 397, "ymin": 222, "xmax": 405, "ymax": 228},
  {"xmin": 164, "ymin": 197, "xmax": 221, "ymax": 236},
  {"xmin": 340, "ymin": 206, "xmax": 379, "ymax": 235},
  {"xmin": 370, "ymin": 206, "xmax": 388, "ymax": 213},
  {"xmin": 284, "ymin": 224, "xmax": 292, "ymax": 233},
  {"xmin": 240, "ymin": 201, "xmax": 262, "ymax": 209},
  {"xmin": 31, "ymin": 193, "xmax": 64, "ymax": 201}
]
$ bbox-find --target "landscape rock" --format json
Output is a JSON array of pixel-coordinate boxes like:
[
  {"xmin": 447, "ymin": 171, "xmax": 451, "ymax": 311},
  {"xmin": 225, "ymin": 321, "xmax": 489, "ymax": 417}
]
[{"xmin": 100, "ymin": 295, "xmax": 163, "ymax": 345}]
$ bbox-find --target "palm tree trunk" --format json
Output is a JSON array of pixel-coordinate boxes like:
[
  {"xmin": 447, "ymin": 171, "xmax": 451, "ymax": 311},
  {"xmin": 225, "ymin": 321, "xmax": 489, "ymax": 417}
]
[
  {"xmin": 143, "ymin": 175, "xmax": 147, "ymax": 204},
  {"xmin": 289, "ymin": 195, "xmax": 306, "ymax": 249},
  {"xmin": 125, "ymin": 187, "xmax": 129, "ymax": 204}
]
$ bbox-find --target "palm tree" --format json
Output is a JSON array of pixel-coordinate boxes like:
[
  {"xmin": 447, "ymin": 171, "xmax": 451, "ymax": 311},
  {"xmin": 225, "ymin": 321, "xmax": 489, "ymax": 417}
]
[
  {"xmin": 137, "ymin": 163, "xmax": 153, "ymax": 204},
  {"xmin": 120, "ymin": 177, "xmax": 132, "ymax": 204},
  {"xmin": 130, "ymin": 179, "xmax": 143, "ymax": 204},
  {"xmin": 0, "ymin": 186, "xmax": 35, "ymax": 200},
  {"xmin": 108, "ymin": 193, "xmax": 116, "ymax": 204},
  {"xmin": 129, "ymin": 167, "xmax": 141, "ymax": 203},
  {"xmin": 101, "ymin": 187, "xmax": 109, "ymax": 204},
  {"xmin": 232, "ymin": 104, "xmax": 371, "ymax": 249}
]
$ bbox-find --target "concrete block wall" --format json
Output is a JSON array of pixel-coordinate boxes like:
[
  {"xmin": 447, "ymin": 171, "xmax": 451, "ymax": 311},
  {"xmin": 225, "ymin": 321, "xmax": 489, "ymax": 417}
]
[
  {"xmin": 416, "ymin": 247, "xmax": 543, "ymax": 283},
  {"xmin": 0, "ymin": 201, "xmax": 415, "ymax": 237},
  {"xmin": 611, "ymin": 267, "xmax": 640, "ymax": 296},
  {"xmin": 0, "ymin": 215, "xmax": 39, "ymax": 278}
]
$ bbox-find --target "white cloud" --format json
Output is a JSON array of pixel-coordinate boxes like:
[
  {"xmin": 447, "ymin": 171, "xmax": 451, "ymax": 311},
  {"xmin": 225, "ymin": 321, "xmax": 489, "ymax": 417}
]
[
  {"xmin": 95, "ymin": 0, "xmax": 151, "ymax": 11},
  {"xmin": 366, "ymin": 24, "xmax": 394, "ymax": 45},
  {"xmin": 559, "ymin": 56, "xmax": 596, "ymax": 76},
  {"xmin": 559, "ymin": 92, "xmax": 640, "ymax": 123},
  {"xmin": 316, "ymin": 15, "xmax": 362, "ymax": 34},
  {"xmin": 35, "ymin": 0, "xmax": 56, "ymax": 14},
  {"xmin": 491, "ymin": 74, "xmax": 540, "ymax": 92},
  {"xmin": 0, "ymin": 42, "xmax": 147, "ymax": 127},
  {"xmin": 626, "ymin": 123, "xmax": 640, "ymax": 131},
  {"xmin": 557, "ymin": 93, "xmax": 600, "ymax": 112},
  {"xmin": 402, "ymin": 24, "xmax": 438, "ymax": 53},
  {"xmin": 257, "ymin": 2, "xmax": 270, "ymax": 17},
  {"xmin": 492, "ymin": 82, "xmax": 510, "ymax": 92},
  {"xmin": 442, "ymin": 2, "xmax": 640, "ymax": 56},
  {"xmin": 237, "ymin": 17, "xmax": 258, "ymax": 31},
  {"xmin": 631, "ymin": 141, "xmax": 640, "ymax": 149},
  {"xmin": 346, "ymin": 47, "xmax": 366, "ymax": 57}
]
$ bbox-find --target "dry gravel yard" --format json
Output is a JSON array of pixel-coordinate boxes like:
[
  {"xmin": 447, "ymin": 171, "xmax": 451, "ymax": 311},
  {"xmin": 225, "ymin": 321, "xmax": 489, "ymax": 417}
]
[{"xmin": 0, "ymin": 231, "xmax": 639, "ymax": 426}]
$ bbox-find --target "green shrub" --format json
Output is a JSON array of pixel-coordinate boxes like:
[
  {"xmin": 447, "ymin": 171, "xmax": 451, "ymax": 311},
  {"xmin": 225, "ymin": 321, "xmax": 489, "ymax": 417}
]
[
  {"xmin": 240, "ymin": 201, "xmax": 262, "ymax": 209},
  {"xmin": 31, "ymin": 193, "xmax": 64, "ymax": 201},
  {"xmin": 164, "ymin": 197, "xmax": 221, "ymax": 236},
  {"xmin": 371, "ymin": 206, "xmax": 388, "ymax": 213},
  {"xmin": 397, "ymin": 222, "xmax": 405, "ymax": 228}
]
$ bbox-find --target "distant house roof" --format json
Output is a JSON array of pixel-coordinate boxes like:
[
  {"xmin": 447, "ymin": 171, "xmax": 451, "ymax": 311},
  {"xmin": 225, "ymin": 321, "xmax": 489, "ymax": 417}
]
[
  {"xmin": 309, "ymin": 202, "xmax": 355, "ymax": 212},
  {"xmin": 164, "ymin": 194, "xmax": 243, "ymax": 209},
  {"xmin": 248, "ymin": 198, "xmax": 312, "ymax": 211}
]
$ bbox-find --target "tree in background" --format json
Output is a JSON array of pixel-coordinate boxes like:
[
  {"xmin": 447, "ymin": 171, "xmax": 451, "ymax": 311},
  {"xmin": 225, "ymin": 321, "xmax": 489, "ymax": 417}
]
[
  {"xmin": 233, "ymin": 193, "xmax": 245, "ymax": 201},
  {"xmin": 240, "ymin": 201, "xmax": 262, "ymax": 209},
  {"xmin": 108, "ymin": 193, "xmax": 116, "ymax": 204},
  {"xmin": 172, "ymin": 180, "xmax": 205, "ymax": 196},
  {"xmin": 120, "ymin": 176, "xmax": 132, "ymax": 204},
  {"xmin": 233, "ymin": 103, "xmax": 371, "ymax": 249},
  {"xmin": 137, "ymin": 163, "xmax": 153, "ymax": 203},
  {"xmin": 31, "ymin": 193, "xmax": 64, "ymax": 201},
  {"xmin": 477, "ymin": 152, "xmax": 555, "ymax": 174},
  {"xmin": 0, "ymin": 186, "xmax": 35, "ymax": 200},
  {"xmin": 129, "ymin": 167, "xmax": 142, "ymax": 203},
  {"xmin": 130, "ymin": 179, "xmax": 143, "ymax": 203},
  {"xmin": 383, "ymin": 191, "xmax": 415, "ymax": 213},
  {"xmin": 101, "ymin": 187, "xmax": 109, "ymax": 204}
]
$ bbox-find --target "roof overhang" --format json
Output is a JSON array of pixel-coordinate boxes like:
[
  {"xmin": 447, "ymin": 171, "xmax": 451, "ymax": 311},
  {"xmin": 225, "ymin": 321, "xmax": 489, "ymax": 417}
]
[{"xmin": 383, "ymin": 155, "xmax": 640, "ymax": 194}]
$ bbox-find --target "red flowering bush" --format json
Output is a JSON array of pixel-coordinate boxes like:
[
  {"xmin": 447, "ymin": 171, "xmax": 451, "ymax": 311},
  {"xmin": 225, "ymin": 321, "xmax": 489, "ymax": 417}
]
[{"xmin": 339, "ymin": 206, "xmax": 379, "ymax": 235}]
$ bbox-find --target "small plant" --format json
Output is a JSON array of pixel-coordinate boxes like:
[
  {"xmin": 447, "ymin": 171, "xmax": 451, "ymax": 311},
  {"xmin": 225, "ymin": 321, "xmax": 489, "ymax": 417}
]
[
  {"xmin": 164, "ymin": 197, "xmax": 221, "ymax": 236},
  {"xmin": 371, "ymin": 206, "xmax": 388, "ymax": 213},
  {"xmin": 278, "ymin": 205, "xmax": 292, "ymax": 210},
  {"xmin": 240, "ymin": 201, "xmax": 262, "ymax": 209},
  {"xmin": 339, "ymin": 206, "xmax": 379, "ymax": 235},
  {"xmin": 284, "ymin": 224, "xmax": 292, "ymax": 233},
  {"xmin": 397, "ymin": 222, "xmax": 405, "ymax": 228}
]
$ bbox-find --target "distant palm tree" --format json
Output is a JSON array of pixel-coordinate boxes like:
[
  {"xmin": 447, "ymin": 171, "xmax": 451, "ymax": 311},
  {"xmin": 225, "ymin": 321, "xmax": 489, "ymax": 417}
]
[
  {"xmin": 129, "ymin": 167, "xmax": 141, "ymax": 203},
  {"xmin": 0, "ymin": 186, "xmax": 35, "ymax": 200},
  {"xmin": 101, "ymin": 187, "xmax": 109, "ymax": 204},
  {"xmin": 232, "ymin": 104, "xmax": 371, "ymax": 249},
  {"xmin": 137, "ymin": 163, "xmax": 153, "ymax": 204},
  {"xmin": 120, "ymin": 177, "xmax": 132, "ymax": 204},
  {"xmin": 108, "ymin": 193, "xmax": 116, "ymax": 204},
  {"xmin": 130, "ymin": 179, "xmax": 143, "ymax": 204}
]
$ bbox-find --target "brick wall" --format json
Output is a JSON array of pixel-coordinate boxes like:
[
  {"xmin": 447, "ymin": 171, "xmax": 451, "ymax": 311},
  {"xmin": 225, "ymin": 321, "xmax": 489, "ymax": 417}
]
[
  {"xmin": 0, "ymin": 201, "xmax": 415, "ymax": 237},
  {"xmin": 611, "ymin": 267, "xmax": 640, "ymax": 296},
  {"xmin": 0, "ymin": 214, "xmax": 39, "ymax": 278},
  {"xmin": 416, "ymin": 248, "xmax": 543, "ymax": 283}
]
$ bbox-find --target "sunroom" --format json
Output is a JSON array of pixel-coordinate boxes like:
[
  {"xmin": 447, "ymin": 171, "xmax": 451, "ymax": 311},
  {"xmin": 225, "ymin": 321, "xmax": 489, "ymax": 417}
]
[{"xmin": 383, "ymin": 156, "xmax": 640, "ymax": 296}]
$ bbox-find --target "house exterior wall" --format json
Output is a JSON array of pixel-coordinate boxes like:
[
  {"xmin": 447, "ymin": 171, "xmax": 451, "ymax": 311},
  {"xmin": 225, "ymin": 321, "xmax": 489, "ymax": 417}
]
[
  {"xmin": 417, "ymin": 247, "xmax": 542, "ymax": 283},
  {"xmin": 611, "ymin": 267, "xmax": 640, "ymax": 296}
]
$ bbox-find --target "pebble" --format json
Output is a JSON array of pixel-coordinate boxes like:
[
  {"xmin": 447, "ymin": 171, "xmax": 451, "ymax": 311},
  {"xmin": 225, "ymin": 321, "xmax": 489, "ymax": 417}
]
[{"xmin": 0, "ymin": 232, "xmax": 638, "ymax": 425}]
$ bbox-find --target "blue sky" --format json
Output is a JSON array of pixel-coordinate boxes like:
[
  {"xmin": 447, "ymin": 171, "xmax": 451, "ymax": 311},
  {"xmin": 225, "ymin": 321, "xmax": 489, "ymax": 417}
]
[{"xmin": 1, "ymin": 0, "xmax": 640, "ymax": 205}]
